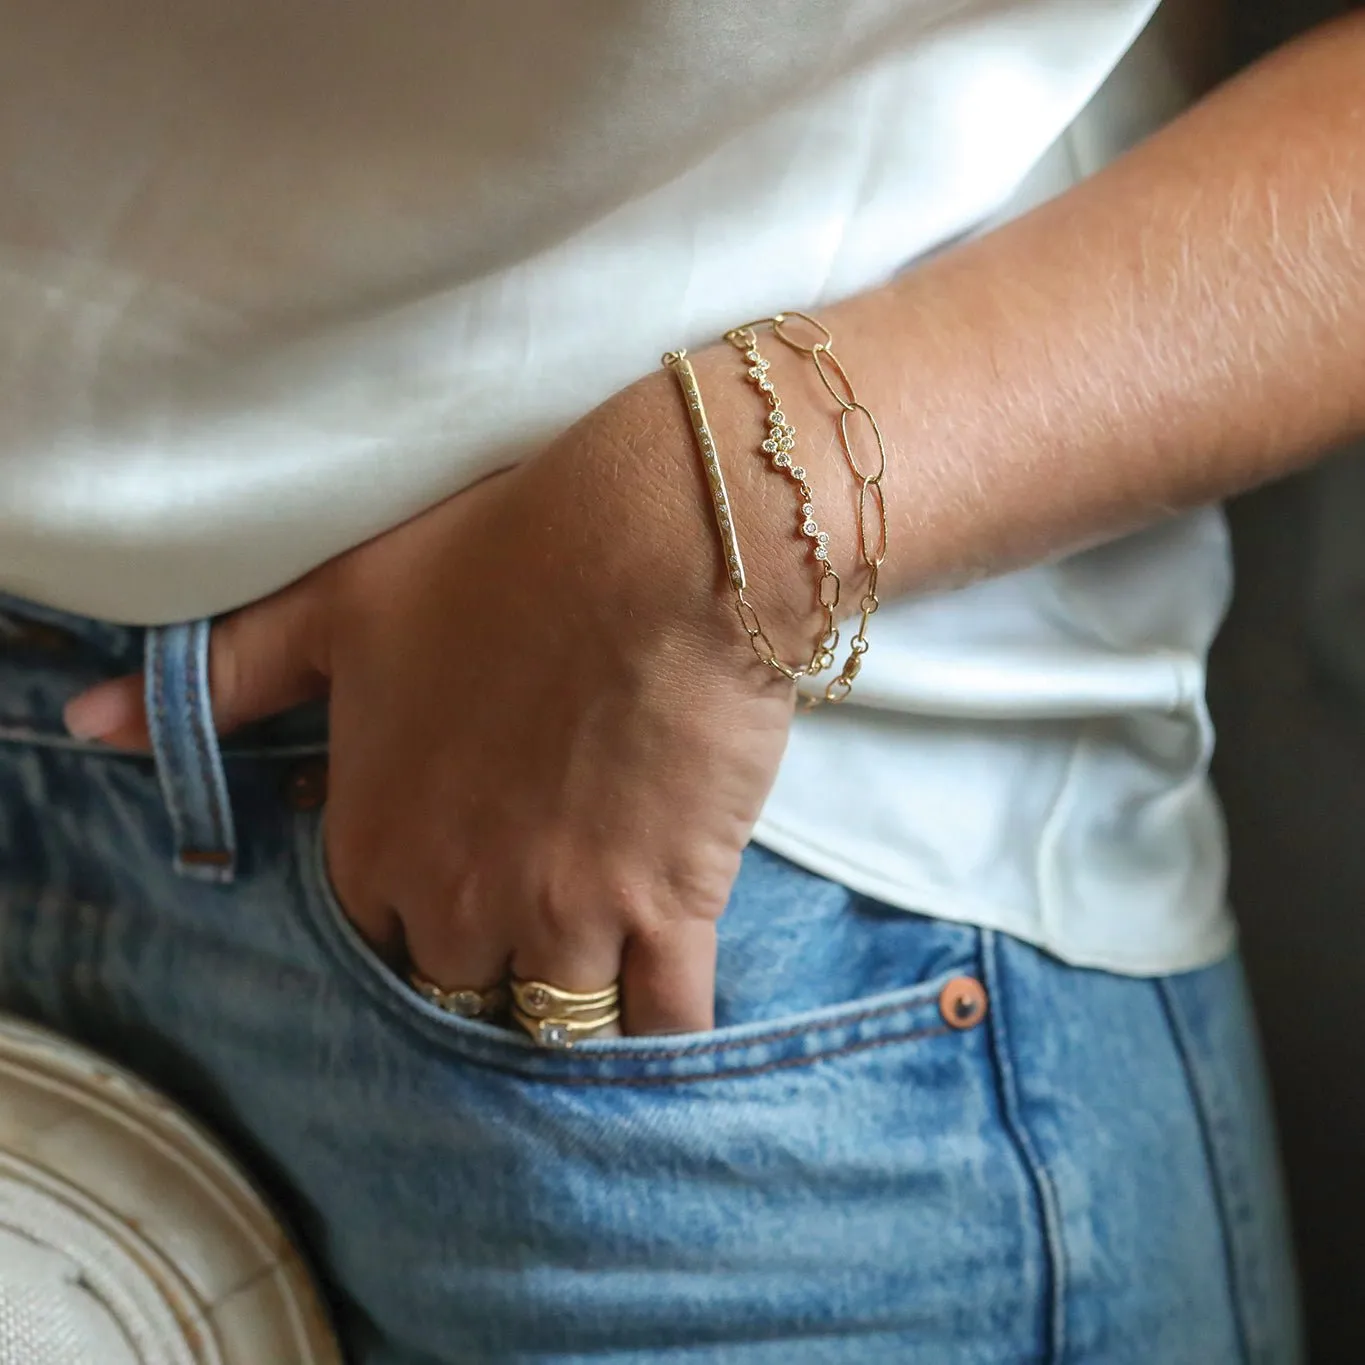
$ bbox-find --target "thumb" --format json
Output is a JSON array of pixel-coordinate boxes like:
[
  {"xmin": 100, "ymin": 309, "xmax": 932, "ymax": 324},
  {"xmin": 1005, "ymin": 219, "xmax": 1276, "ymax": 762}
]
[{"xmin": 63, "ymin": 578, "xmax": 332, "ymax": 750}]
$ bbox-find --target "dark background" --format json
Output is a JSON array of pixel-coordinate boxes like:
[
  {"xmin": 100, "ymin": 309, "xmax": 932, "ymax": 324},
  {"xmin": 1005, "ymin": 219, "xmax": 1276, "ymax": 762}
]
[
  {"xmin": 1209, "ymin": 7, "xmax": 1363, "ymax": 1360},
  {"xmin": 1213, "ymin": 454, "xmax": 1365, "ymax": 1364}
]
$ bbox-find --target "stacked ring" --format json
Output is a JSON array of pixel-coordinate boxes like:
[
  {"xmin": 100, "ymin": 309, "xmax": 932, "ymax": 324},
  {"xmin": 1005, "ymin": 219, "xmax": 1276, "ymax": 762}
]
[
  {"xmin": 409, "ymin": 971, "xmax": 507, "ymax": 1021},
  {"xmin": 509, "ymin": 978, "xmax": 621, "ymax": 1049}
]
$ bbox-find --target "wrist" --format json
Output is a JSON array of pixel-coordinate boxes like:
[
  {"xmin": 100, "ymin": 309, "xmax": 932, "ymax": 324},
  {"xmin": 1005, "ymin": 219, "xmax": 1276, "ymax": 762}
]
[
  {"xmin": 665, "ymin": 341, "xmax": 866, "ymax": 664},
  {"xmin": 542, "ymin": 329, "xmax": 874, "ymax": 689}
]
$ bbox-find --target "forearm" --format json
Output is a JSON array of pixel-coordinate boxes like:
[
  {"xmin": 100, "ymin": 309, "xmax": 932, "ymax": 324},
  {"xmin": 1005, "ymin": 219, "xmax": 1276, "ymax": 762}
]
[{"xmin": 673, "ymin": 13, "xmax": 1365, "ymax": 648}]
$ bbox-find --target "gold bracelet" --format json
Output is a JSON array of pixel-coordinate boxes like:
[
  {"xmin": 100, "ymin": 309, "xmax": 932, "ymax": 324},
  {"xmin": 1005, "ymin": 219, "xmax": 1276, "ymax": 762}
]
[
  {"xmin": 724, "ymin": 328, "xmax": 840, "ymax": 677},
  {"xmin": 661, "ymin": 348, "xmax": 833, "ymax": 682},
  {"xmin": 728, "ymin": 312, "xmax": 888, "ymax": 704}
]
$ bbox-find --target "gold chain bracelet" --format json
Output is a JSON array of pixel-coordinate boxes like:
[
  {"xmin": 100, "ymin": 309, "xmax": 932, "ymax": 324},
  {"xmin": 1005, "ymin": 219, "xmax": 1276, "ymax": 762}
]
[
  {"xmin": 728, "ymin": 312, "xmax": 888, "ymax": 704},
  {"xmin": 661, "ymin": 348, "xmax": 834, "ymax": 682},
  {"xmin": 724, "ymin": 328, "xmax": 840, "ymax": 677}
]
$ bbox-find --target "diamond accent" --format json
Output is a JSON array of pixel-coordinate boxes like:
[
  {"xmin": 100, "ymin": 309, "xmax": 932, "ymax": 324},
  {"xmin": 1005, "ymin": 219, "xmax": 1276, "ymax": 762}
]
[
  {"xmin": 803, "ymin": 520, "xmax": 819, "ymax": 536},
  {"xmin": 774, "ymin": 453, "xmax": 791, "ymax": 468},
  {"xmin": 802, "ymin": 503, "xmax": 814, "ymax": 516},
  {"xmin": 768, "ymin": 410, "xmax": 785, "ymax": 426},
  {"xmin": 523, "ymin": 985, "xmax": 550, "ymax": 1012},
  {"xmin": 538, "ymin": 1022, "xmax": 571, "ymax": 1048},
  {"xmin": 759, "ymin": 381, "xmax": 774, "ymax": 391},
  {"xmin": 746, "ymin": 349, "xmax": 761, "ymax": 362},
  {"xmin": 791, "ymin": 466, "xmax": 806, "ymax": 480},
  {"xmin": 761, "ymin": 439, "xmax": 777, "ymax": 454},
  {"xmin": 817, "ymin": 531, "xmax": 830, "ymax": 544},
  {"xmin": 814, "ymin": 546, "xmax": 829, "ymax": 560}
]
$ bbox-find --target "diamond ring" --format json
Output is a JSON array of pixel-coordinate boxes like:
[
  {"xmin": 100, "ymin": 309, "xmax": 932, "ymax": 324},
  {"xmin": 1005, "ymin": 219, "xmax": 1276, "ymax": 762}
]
[{"xmin": 409, "ymin": 970, "xmax": 507, "ymax": 1021}]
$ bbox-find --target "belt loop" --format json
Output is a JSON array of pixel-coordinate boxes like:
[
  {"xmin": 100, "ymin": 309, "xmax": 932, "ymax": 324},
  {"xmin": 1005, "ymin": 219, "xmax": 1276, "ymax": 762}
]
[{"xmin": 144, "ymin": 620, "xmax": 237, "ymax": 883}]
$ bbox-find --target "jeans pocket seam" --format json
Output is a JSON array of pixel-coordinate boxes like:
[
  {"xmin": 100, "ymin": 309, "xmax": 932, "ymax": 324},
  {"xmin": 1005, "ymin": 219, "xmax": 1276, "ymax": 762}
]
[
  {"xmin": 541, "ymin": 1022, "xmax": 958, "ymax": 1087},
  {"xmin": 291, "ymin": 811, "xmax": 967, "ymax": 1082},
  {"xmin": 1156, "ymin": 976, "xmax": 1260, "ymax": 1365}
]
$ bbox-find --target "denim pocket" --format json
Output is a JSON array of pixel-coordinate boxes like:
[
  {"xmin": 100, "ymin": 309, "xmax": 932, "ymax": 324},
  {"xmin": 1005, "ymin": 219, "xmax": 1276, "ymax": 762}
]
[
  {"xmin": 274, "ymin": 814, "xmax": 1025, "ymax": 1363},
  {"xmin": 289, "ymin": 811, "xmax": 988, "ymax": 1085}
]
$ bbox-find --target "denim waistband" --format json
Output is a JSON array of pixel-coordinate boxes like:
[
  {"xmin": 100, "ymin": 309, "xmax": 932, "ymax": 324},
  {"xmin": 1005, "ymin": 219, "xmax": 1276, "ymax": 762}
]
[
  {"xmin": 144, "ymin": 620, "xmax": 237, "ymax": 884},
  {"xmin": 0, "ymin": 592, "xmax": 326, "ymax": 885}
]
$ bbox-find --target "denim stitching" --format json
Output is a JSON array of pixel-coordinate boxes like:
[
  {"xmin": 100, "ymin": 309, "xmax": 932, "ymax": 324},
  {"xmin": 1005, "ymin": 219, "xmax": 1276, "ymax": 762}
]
[
  {"xmin": 521, "ymin": 1023, "xmax": 957, "ymax": 1088},
  {"xmin": 1156, "ymin": 978, "xmax": 1255, "ymax": 1364},
  {"xmin": 184, "ymin": 621, "xmax": 229, "ymax": 853},
  {"xmin": 396, "ymin": 968, "xmax": 954, "ymax": 1078},
  {"xmin": 544, "ymin": 990, "xmax": 949, "ymax": 1063},
  {"xmin": 982, "ymin": 930, "xmax": 1066, "ymax": 1364},
  {"xmin": 296, "ymin": 807, "xmax": 962, "ymax": 1080},
  {"xmin": 399, "ymin": 958, "xmax": 952, "ymax": 1065},
  {"xmin": 148, "ymin": 631, "xmax": 186, "ymax": 835}
]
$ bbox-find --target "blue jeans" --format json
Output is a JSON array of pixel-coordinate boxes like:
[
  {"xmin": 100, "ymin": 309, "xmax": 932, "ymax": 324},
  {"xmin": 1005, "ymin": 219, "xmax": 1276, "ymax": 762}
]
[{"xmin": 0, "ymin": 595, "xmax": 1302, "ymax": 1364}]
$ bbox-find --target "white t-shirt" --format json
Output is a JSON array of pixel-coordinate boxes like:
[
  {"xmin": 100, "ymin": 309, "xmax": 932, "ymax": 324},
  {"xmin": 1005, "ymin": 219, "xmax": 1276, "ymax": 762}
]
[{"xmin": 0, "ymin": 0, "xmax": 1235, "ymax": 974}]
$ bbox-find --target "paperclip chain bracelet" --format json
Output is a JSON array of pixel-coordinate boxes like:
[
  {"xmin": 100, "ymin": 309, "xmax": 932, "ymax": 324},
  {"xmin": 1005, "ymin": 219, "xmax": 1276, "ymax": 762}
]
[
  {"xmin": 730, "ymin": 311, "xmax": 889, "ymax": 704},
  {"xmin": 661, "ymin": 348, "xmax": 834, "ymax": 682}
]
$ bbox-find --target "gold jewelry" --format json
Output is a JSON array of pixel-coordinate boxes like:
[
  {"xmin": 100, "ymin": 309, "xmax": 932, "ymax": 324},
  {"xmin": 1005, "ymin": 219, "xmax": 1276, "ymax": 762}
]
[
  {"xmin": 661, "ymin": 348, "xmax": 834, "ymax": 682},
  {"xmin": 511, "ymin": 1004, "xmax": 622, "ymax": 1050},
  {"xmin": 730, "ymin": 312, "xmax": 889, "ymax": 704},
  {"xmin": 725, "ymin": 327, "xmax": 840, "ymax": 674},
  {"xmin": 409, "ymin": 971, "xmax": 507, "ymax": 1020},
  {"xmin": 508, "ymin": 976, "xmax": 621, "ymax": 1049},
  {"xmin": 510, "ymin": 977, "xmax": 620, "ymax": 1020}
]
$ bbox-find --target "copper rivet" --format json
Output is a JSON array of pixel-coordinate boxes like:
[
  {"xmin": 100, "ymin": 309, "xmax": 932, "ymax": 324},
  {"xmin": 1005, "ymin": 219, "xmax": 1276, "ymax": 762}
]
[
  {"xmin": 285, "ymin": 759, "xmax": 329, "ymax": 812},
  {"xmin": 939, "ymin": 976, "xmax": 988, "ymax": 1031}
]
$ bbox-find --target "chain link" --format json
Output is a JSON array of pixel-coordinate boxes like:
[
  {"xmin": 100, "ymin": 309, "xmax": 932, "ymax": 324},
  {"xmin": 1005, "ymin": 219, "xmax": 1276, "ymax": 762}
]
[
  {"xmin": 730, "ymin": 312, "xmax": 889, "ymax": 704},
  {"xmin": 665, "ymin": 309, "xmax": 889, "ymax": 703}
]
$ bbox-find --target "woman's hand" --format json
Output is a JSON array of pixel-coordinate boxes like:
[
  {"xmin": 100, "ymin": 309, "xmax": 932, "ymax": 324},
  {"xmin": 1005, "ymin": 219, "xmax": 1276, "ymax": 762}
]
[{"xmin": 66, "ymin": 365, "xmax": 804, "ymax": 1036}]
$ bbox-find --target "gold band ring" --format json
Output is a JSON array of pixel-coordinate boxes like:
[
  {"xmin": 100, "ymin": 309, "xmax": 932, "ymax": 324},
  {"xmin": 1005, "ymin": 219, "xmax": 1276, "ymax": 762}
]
[
  {"xmin": 510, "ymin": 977, "xmax": 620, "ymax": 1020},
  {"xmin": 511, "ymin": 1004, "xmax": 622, "ymax": 1050},
  {"xmin": 409, "ymin": 971, "xmax": 507, "ymax": 1021}
]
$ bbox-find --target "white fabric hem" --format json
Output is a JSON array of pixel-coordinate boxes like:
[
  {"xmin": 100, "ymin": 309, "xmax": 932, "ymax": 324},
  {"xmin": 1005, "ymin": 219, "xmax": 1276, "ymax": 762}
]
[{"xmin": 751, "ymin": 813, "xmax": 1239, "ymax": 980}]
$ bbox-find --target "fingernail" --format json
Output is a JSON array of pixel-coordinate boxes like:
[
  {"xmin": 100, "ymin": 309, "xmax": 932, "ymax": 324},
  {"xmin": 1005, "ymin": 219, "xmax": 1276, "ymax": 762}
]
[{"xmin": 64, "ymin": 684, "xmax": 135, "ymax": 740}]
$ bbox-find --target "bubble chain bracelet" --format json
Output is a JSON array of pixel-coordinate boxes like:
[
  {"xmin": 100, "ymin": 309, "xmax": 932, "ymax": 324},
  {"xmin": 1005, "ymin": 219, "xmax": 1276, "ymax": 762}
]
[
  {"xmin": 730, "ymin": 311, "xmax": 889, "ymax": 704},
  {"xmin": 661, "ymin": 348, "xmax": 836, "ymax": 682}
]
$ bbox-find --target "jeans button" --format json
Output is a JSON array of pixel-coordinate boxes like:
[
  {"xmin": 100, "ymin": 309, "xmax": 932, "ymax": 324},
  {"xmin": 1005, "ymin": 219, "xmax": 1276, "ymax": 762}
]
[
  {"xmin": 939, "ymin": 976, "xmax": 988, "ymax": 1030},
  {"xmin": 285, "ymin": 759, "xmax": 328, "ymax": 811}
]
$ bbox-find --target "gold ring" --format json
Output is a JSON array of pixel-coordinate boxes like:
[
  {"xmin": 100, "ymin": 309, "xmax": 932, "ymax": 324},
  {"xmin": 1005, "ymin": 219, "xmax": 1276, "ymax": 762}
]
[
  {"xmin": 409, "ymin": 971, "xmax": 507, "ymax": 1021},
  {"xmin": 511, "ymin": 1005, "xmax": 621, "ymax": 1050},
  {"xmin": 510, "ymin": 977, "xmax": 620, "ymax": 1020}
]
